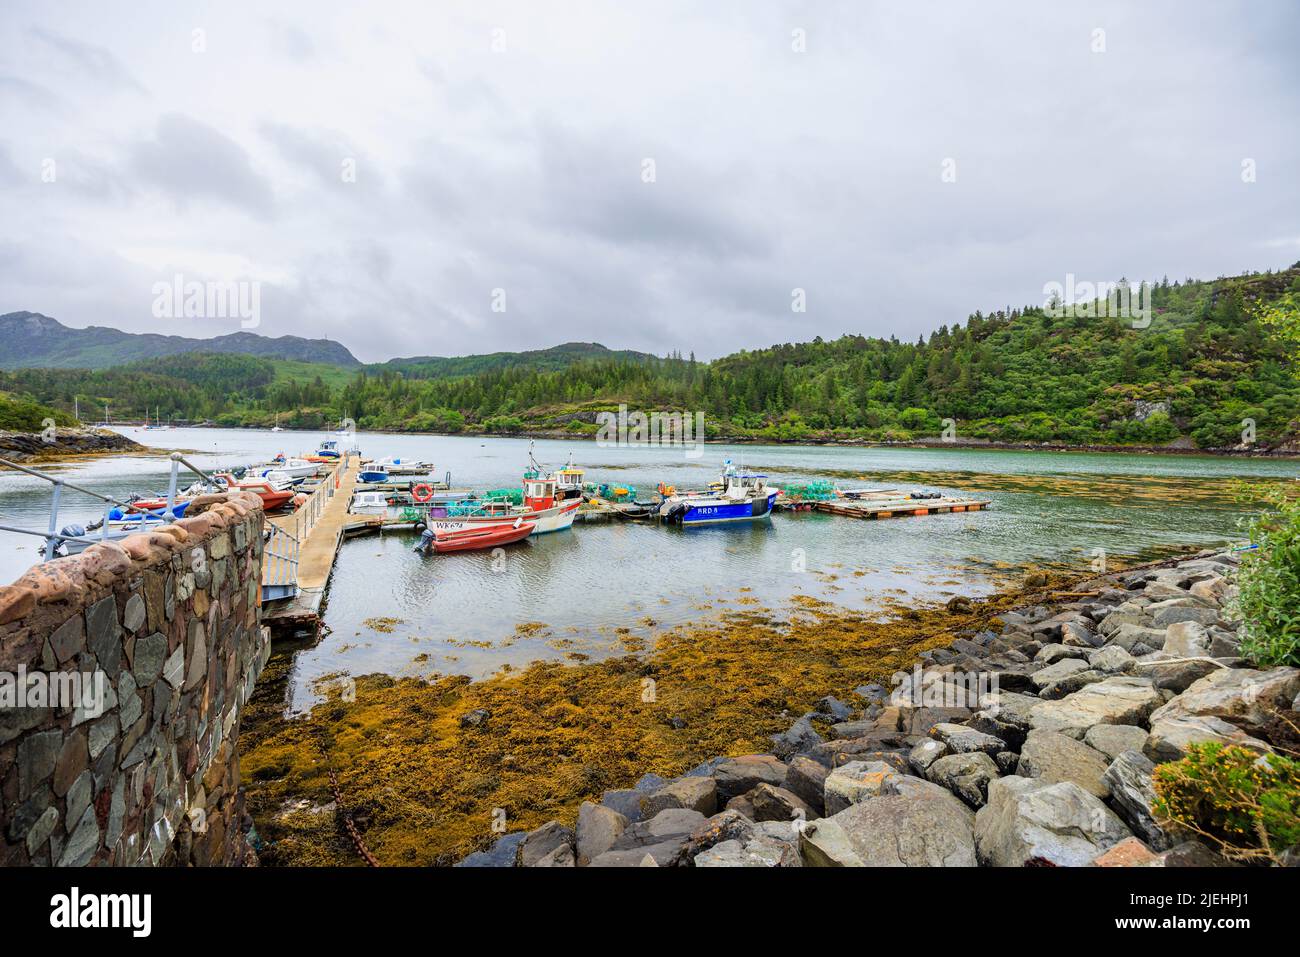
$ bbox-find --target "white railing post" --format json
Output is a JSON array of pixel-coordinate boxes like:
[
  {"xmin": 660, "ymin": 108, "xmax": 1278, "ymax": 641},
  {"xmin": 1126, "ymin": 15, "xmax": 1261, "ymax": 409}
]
[{"xmin": 45, "ymin": 481, "xmax": 64, "ymax": 561}]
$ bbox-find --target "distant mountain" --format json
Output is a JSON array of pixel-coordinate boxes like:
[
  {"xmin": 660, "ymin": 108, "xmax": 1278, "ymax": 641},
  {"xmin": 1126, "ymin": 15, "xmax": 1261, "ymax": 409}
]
[
  {"xmin": 377, "ymin": 342, "xmax": 659, "ymax": 379},
  {"xmin": 0, "ymin": 311, "xmax": 361, "ymax": 369}
]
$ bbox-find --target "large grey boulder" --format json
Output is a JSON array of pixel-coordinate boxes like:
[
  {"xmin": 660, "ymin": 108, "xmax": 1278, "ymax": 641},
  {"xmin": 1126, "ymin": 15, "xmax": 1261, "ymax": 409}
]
[
  {"xmin": 712, "ymin": 755, "xmax": 788, "ymax": 800},
  {"xmin": 974, "ymin": 776, "xmax": 1131, "ymax": 867},
  {"xmin": 929, "ymin": 722, "xmax": 1006, "ymax": 755},
  {"xmin": 909, "ymin": 738, "xmax": 950, "ymax": 774},
  {"xmin": 587, "ymin": 843, "xmax": 683, "ymax": 867},
  {"xmin": 1144, "ymin": 714, "xmax": 1273, "ymax": 763},
  {"xmin": 1107, "ymin": 623, "xmax": 1167, "ymax": 655},
  {"xmin": 640, "ymin": 776, "xmax": 718, "ymax": 818},
  {"xmin": 1084, "ymin": 723, "xmax": 1149, "ymax": 761},
  {"xmin": 694, "ymin": 835, "xmax": 801, "ymax": 867},
  {"xmin": 1135, "ymin": 653, "xmax": 1221, "ymax": 693},
  {"xmin": 1098, "ymin": 610, "xmax": 1152, "ymax": 638},
  {"xmin": 1162, "ymin": 621, "xmax": 1212, "ymax": 657},
  {"xmin": 968, "ymin": 691, "xmax": 1039, "ymax": 749},
  {"xmin": 1088, "ymin": 645, "xmax": 1136, "ymax": 674},
  {"xmin": 784, "ymin": 755, "xmax": 828, "ymax": 814},
  {"xmin": 800, "ymin": 778, "xmax": 976, "ymax": 866},
  {"xmin": 516, "ymin": 820, "xmax": 575, "ymax": 867},
  {"xmin": 927, "ymin": 751, "xmax": 999, "ymax": 808},
  {"xmin": 575, "ymin": 801, "xmax": 628, "ymax": 866},
  {"xmin": 823, "ymin": 760, "xmax": 906, "ymax": 815},
  {"xmin": 1030, "ymin": 657, "xmax": 1091, "ymax": 691},
  {"xmin": 1103, "ymin": 750, "xmax": 1170, "ymax": 850},
  {"xmin": 1029, "ymin": 677, "xmax": 1162, "ymax": 738},
  {"xmin": 455, "ymin": 831, "xmax": 526, "ymax": 867},
  {"xmin": 1037, "ymin": 643, "xmax": 1088, "ymax": 665},
  {"xmin": 1016, "ymin": 730, "xmax": 1111, "ymax": 798},
  {"xmin": 771, "ymin": 715, "xmax": 825, "ymax": 759},
  {"xmin": 599, "ymin": 807, "xmax": 707, "ymax": 866},
  {"xmin": 1151, "ymin": 603, "xmax": 1221, "ymax": 628},
  {"xmin": 1147, "ymin": 667, "xmax": 1300, "ymax": 737},
  {"xmin": 751, "ymin": 784, "xmax": 815, "ymax": 823}
]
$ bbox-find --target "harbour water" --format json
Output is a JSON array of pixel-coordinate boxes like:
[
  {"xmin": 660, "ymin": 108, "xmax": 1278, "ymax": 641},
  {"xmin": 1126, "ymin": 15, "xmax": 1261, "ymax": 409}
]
[{"xmin": 0, "ymin": 427, "xmax": 1293, "ymax": 710}]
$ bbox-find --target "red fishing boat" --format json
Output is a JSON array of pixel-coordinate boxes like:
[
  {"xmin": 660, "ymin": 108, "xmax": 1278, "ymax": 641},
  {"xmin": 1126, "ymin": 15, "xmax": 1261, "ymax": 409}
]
[
  {"xmin": 429, "ymin": 521, "xmax": 535, "ymax": 553},
  {"xmin": 212, "ymin": 473, "xmax": 297, "ymax": 511}
]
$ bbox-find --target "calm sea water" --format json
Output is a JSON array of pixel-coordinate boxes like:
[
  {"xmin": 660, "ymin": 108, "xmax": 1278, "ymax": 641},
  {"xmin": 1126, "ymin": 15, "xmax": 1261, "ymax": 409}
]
[{"xmin": 1, "ymin": 427, "xmax": 1294, "ymax": 709}]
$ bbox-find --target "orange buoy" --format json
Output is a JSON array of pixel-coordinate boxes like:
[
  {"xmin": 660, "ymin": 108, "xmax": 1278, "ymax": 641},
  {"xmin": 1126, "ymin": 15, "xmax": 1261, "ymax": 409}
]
[{"xmin": 412, "ymin": 483, "xmax": 434, "ymax": 503}]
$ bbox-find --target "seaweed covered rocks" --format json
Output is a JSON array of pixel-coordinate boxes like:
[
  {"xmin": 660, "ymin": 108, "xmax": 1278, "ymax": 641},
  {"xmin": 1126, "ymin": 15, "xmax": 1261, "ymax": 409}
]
[{"xmin": 469, "ymin": 548, "xmax": 1297, "ymax": 867}]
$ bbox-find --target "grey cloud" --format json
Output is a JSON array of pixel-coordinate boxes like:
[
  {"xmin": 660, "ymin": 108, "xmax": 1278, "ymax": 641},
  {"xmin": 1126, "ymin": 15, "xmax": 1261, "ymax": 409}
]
[
  {"xmin": 268, "ymin": 21, "xmax": 315, "ymax": 61},
  {"xmin": 1, "ymin": 1, "xmax": 1299, "ymax": 363},
  {"xmin": 261, "ymin": 122, "xmax": 382, "ymax": 194},
  {"xmin": 130, "ymin": 113, "xmax": 275, "ymax": 217},
  {"xmin": 30, "ymin": 27, "xmax": 146, "ymax": 94}
]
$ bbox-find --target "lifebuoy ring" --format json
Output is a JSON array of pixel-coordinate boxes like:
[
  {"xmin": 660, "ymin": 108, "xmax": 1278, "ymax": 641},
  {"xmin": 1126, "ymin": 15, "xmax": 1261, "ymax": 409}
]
[{"xmin": 411, "ymin": 483, "xmax": 434, "ymax": 503}]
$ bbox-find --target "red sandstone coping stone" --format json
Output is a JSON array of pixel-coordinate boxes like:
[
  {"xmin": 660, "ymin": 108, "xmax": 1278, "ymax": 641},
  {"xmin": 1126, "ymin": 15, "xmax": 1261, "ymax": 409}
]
[
  {"xmin": 13, "ymin": 559, "xmax": 85, "ymax": 606},
  {"xmin": 175, "ymin": 514, "xmax": 214, "ymax": 539},
  {"xmin": 79, "ymin": 542, "xmax": 133, "ymax": 585},
  {"xmin": 1092, "ymin": 836, "xmax": 1158, "ymax": 866},
  {"xmin": 0, "ymin": 584, "xmax": 36, "ymax": 624}
]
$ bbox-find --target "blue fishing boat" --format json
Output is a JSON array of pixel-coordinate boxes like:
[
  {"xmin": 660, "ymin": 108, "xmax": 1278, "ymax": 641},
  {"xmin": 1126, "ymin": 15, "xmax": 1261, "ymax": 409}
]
[
  {"xmin": 107, "ymin": 501, "xmax": 190, "ymax": 523},
  {"xmin": 660, "ymin": 469, "xmax": 778, "ymax": 525},
  {"xmin": 357, "ymin": 468, "xmax": 389, "ymax": 483}
]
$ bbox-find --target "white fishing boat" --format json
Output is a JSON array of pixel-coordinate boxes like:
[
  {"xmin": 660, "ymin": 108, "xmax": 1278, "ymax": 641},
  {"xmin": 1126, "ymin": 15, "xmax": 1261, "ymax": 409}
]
[
  {"xmin": 351, "ymin": 491, "xmax": 391, "ymax": 514},
  {"xmin": 256, "ymin": 457, "xmax": 318, "ymax": 480},
  {"xmin": 364, "ymin": 455, "xmax": 435, "ymax": 476},
  {"xmin": 424, "ymin": 476, "xmax": 580, "ymax": 536}
]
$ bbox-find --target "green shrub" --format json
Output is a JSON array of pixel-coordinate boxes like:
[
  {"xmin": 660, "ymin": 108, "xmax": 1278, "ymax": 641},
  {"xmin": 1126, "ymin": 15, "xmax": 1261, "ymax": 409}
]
[
  {"xmin": 1152, "ymin": 743, "xmax": 1300, "ymax": 864},
  {"xmin": 1236, "ymin": 490, "xmax": 1300, "ymax": 667},
  {"xmin": 0, "ymin": 393, "xmax": 76, "ymax": 431}
]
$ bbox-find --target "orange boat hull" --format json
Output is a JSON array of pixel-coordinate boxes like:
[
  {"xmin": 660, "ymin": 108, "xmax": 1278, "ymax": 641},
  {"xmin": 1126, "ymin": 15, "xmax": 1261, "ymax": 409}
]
[{"xmin": 432, "ymin": 522, "xmax": 535, "ymax": 553}]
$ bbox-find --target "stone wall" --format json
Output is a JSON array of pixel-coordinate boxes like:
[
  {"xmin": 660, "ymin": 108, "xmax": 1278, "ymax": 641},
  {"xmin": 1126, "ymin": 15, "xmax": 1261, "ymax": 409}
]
[{"xmin": 0, "ymin": 490, "xmax": 269, "ymax": 866}]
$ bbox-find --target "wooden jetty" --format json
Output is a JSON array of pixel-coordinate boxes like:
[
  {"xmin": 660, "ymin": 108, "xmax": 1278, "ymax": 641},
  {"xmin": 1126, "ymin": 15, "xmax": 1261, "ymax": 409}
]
[
  {"xmin": 809, "ymin": 496, "xmax": 990, "ymax": 519},
  {"xmin": 261, "ymin": 453, "xmax": 362, "ymax": 635}
]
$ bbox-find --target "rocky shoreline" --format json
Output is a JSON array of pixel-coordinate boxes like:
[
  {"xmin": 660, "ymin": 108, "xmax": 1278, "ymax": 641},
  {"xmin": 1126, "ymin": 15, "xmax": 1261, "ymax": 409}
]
[
  {"xmin": 458, "ymin": 549, "xmax": 1299, "ymax": 867},
  {"xmin": 0, "ymin": 427, "xmax": 145, "ymax": 463}
]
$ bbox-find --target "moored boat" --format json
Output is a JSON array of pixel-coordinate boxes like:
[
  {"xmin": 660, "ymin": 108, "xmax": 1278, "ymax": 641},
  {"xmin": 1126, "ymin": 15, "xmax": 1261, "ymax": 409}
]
[
  {"xmin": 660, "ymin": 469, "xmax": 779, "ymax": 525},
  {"xmin": 416, "ymin": 520, "xmax": 536, "ymax": 554},
  {"xmin": 351, "ymin": 491, "xmax": 392, "ymax": 514},
  {"xmin": 257, "ymin": 457, "xmax": 319, "ymax": 479},
  {"xmin": 213, "ymin": 473, "xmax": 297, "ymax": 510},
  {"xmin": 310, "ymin": 439, "xmax": 342, "ymax": 461},
  {"xmin": 423, "ymin": 475, "xmax": 580, "ymax": 536}
]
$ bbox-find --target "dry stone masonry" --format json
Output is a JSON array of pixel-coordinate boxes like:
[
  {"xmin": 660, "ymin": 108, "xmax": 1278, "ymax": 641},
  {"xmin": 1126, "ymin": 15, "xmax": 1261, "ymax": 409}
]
[{"xmin": 0, "ymin": 491, "xmax": 269, "ymax": 866}]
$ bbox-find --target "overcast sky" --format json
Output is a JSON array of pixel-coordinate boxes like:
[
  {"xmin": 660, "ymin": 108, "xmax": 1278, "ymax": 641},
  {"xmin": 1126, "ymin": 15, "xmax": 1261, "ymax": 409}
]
[{"xmin": 2, "ymin": 1, "xmax": 1298, "ymax": 363}]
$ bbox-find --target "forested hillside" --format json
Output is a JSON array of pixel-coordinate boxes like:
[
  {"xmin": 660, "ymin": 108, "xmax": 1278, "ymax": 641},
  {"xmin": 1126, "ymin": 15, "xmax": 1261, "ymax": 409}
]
[
  {"xmin": 4, "ymin": 266, "xmax": 1299, "ymax": 449},
  {"xmin": 379, "ymin": 342, "xmax": 657, "ymax": 379}
]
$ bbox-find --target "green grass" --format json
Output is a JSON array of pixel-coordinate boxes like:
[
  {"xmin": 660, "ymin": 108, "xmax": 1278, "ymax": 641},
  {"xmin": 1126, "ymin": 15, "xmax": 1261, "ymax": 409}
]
[{"xmin": 268, "ymin": 359, "xmax": 357, "ymax": 390}]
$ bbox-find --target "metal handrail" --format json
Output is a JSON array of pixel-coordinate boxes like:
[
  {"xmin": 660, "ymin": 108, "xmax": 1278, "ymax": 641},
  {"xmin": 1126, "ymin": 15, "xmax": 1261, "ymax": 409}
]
[
  {"xmin": 0, "ymin": 452, "xmax": 219, "ymax": 561},
  {"xmin": 260, "ymin": 453, "xmax": 349, "ymax": 597}
]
